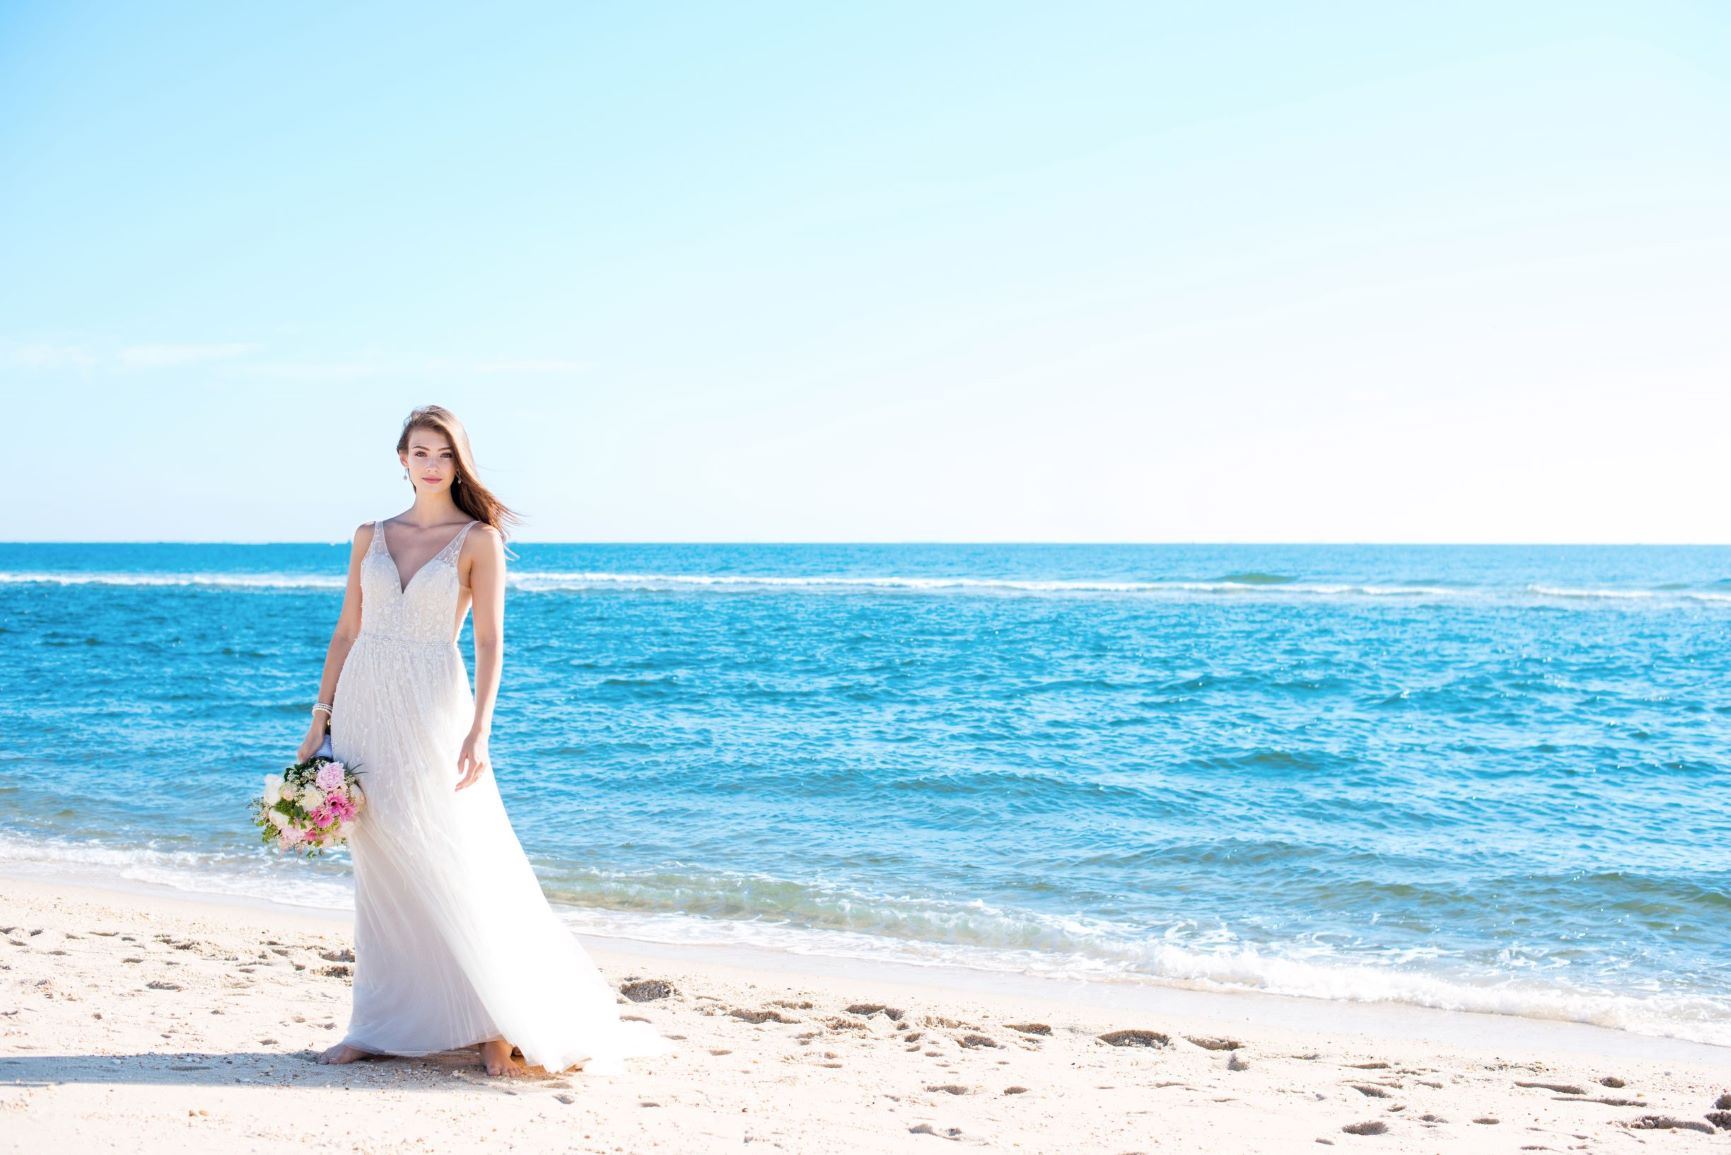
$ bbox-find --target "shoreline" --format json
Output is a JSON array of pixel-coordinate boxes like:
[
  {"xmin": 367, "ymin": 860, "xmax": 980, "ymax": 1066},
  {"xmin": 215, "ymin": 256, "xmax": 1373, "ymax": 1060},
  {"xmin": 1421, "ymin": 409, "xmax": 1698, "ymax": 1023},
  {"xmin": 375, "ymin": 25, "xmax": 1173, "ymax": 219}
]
[
  {"xmin": 4, "ymin": 865, "xmax": 1726, "ymax": 1069},
  {"xmin": 5, "ymin": 872, "xmax": 1731, "ymax": 1152}
]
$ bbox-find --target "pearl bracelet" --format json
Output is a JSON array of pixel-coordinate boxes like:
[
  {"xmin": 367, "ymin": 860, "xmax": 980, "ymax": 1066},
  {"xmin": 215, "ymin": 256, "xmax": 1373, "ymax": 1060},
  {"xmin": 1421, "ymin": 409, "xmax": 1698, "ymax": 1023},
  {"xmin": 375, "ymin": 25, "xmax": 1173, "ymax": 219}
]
[{"xmin": 312, "ymin": 702, "xmax": 333, "ymax": 717}]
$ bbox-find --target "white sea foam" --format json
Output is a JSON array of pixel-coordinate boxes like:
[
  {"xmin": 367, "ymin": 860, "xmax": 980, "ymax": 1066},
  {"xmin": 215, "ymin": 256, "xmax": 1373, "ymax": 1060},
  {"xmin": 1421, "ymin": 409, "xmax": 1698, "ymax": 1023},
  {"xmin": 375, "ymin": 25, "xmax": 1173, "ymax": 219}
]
[
  {"xmin": 0, "ymin": 831, "xmax": 353, "ymax": 911},
  {"xmin": 1530, "ymin": 584, "xmax": 1731, "ymax": 604},
  {"xmin": 2, "ymin": 831, "xmax": 1725, "ymax": 1049},
  {"xmin": 6, "ymin": 567, "xmax": 1729, "ymax": 607},
  {"xmin": 0, "ymin": 570, "xmax": 345, "ymax": 590},
  {"xmin": 1529, "ymin": 585, "xmax": 1659, "ymax": 601},
  {"xmin": 550, "ymin": 902, "xmax": 1731, "ymax": 1048},
  {"xmin": 509, "ymin": 572, "xmax": 1488, "ymax": 599}
]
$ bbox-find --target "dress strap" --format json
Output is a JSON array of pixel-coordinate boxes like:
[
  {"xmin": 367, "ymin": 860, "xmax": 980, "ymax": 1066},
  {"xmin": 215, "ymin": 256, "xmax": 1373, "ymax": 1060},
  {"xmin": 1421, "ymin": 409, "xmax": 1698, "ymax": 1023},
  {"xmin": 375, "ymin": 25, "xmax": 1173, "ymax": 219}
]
[{"xmin": 440, "ymin": 519, "xmax": 481, "ymax": 560}]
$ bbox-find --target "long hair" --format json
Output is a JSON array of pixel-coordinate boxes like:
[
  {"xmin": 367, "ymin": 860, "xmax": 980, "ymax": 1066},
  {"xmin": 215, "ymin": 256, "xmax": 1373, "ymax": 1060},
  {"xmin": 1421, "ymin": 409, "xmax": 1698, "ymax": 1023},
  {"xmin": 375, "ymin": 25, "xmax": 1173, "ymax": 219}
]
[{"xmin": 396, "ymin": 405, "xmax": 522, "ymax": 557}]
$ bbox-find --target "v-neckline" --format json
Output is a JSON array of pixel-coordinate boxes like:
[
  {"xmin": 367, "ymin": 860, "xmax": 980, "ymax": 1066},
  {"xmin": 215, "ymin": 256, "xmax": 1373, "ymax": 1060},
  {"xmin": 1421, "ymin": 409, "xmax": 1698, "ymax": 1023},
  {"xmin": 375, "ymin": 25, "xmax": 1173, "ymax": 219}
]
[{"xmin": 378, "ymin": 518, "xmax": 474, "ymax": 597}]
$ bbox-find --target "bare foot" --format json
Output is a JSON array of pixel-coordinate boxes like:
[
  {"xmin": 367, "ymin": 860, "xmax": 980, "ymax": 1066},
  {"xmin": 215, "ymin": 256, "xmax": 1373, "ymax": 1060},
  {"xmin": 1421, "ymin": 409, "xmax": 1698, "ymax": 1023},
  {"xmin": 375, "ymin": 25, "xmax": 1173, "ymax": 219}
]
[
  {"xmin": 318, "ymin": 1043, "xmax": 373, "ymax": 1065},
  {"xmin": 480, "ymin": 1039, "xmax": 526, "ymax": 1077}
]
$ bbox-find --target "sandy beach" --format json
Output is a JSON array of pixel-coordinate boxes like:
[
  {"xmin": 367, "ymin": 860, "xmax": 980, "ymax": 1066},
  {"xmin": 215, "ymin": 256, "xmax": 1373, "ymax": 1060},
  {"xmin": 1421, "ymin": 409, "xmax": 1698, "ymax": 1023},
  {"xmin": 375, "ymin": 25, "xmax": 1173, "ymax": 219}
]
[{"xmin": 0, "ymin": 874, "xmax": 1726, "ymax": 1153}]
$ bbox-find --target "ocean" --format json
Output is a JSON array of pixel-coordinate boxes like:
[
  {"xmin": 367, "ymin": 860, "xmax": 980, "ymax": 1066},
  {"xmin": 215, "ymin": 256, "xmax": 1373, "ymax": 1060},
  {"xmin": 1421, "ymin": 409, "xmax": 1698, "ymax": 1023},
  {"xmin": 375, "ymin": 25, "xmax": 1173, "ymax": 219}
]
[{"xmin": 1, "ymin": 541, "xmax": 1727, "ymax": 1046}]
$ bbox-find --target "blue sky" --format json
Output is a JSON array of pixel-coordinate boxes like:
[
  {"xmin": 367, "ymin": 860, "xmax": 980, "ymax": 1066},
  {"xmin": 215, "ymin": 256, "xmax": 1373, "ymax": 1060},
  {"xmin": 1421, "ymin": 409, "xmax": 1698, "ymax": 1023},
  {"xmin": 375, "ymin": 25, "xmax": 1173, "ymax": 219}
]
[{"xmin": 4, "ymin": 1, "xmax": 1727, "ymax": 542}]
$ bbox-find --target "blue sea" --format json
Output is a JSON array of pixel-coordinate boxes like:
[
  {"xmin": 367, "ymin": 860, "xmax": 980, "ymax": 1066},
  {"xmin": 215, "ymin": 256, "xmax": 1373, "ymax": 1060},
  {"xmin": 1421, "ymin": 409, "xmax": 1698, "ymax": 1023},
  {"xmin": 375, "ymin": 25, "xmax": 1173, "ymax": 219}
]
[{"xmin": 1, "ymin": 542, "xmax": 1728, "ymax": 1046}]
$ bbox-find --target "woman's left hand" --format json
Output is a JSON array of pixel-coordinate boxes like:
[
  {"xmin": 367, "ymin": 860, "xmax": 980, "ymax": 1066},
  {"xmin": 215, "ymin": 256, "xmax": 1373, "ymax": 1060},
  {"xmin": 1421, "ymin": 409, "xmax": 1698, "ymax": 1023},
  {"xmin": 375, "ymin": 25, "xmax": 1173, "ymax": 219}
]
[{"xmin": 456, "ymin": 729, "xmax": 491, "ymax": 792}]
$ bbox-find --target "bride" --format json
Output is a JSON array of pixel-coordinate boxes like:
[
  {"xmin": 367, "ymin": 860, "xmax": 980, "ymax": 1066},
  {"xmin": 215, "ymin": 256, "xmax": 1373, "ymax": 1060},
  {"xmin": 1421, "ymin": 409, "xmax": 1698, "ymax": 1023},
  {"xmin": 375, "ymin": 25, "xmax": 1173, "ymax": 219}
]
[{"xmin": 295, "ymin": 404, "xmax": 672, "ymax": 1078}]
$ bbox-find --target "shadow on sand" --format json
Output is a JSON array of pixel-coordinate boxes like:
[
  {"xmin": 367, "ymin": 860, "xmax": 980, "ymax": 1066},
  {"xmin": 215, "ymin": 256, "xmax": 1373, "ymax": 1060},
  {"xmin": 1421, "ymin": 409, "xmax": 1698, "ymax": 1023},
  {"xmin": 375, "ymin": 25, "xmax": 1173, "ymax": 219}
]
[{"xmin": 0, "ymin": 1047, "xmax": 569, "ymax": 1090}]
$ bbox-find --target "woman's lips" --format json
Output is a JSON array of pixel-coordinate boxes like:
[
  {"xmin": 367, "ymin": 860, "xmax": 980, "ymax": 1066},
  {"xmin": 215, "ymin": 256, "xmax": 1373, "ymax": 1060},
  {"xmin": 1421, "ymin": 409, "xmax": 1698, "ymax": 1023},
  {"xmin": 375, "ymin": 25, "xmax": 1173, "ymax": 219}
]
[{"xmin": 421, "ymin": 476, "xmax": 441, "ymax": 482}]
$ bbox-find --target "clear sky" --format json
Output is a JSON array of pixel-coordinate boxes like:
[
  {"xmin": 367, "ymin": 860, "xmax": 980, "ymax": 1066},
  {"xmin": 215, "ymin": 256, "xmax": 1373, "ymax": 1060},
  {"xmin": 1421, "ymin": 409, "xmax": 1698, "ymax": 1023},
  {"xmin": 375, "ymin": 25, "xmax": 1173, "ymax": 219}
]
[{"xmin": 4, "ymin": 1, "xmax": 1727, "ymax": 542}]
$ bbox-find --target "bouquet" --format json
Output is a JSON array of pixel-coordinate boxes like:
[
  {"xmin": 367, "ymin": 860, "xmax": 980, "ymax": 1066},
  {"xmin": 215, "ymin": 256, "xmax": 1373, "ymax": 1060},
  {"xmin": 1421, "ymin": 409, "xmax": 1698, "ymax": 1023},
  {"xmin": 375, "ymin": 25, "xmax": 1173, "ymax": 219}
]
[{"xmin": 252, "ymin": 736, "xmax": 365, "ymax": 856}]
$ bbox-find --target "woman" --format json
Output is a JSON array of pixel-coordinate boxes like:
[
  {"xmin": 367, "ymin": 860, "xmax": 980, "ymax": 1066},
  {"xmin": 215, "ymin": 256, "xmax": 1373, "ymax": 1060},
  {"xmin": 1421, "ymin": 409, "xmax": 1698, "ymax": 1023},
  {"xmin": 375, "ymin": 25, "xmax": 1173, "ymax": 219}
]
[{"xmin": 296, "ymin": 404, "xmax": 672, "ymax": 1078}]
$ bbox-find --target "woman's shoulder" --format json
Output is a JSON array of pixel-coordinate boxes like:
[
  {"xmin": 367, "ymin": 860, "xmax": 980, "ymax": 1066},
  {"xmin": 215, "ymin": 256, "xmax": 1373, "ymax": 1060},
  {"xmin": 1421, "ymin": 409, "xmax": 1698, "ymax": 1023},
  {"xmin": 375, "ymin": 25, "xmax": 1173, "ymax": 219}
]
[{"xmin": 463, "ymin": 520, "xmax": 504, "ymax": 552}]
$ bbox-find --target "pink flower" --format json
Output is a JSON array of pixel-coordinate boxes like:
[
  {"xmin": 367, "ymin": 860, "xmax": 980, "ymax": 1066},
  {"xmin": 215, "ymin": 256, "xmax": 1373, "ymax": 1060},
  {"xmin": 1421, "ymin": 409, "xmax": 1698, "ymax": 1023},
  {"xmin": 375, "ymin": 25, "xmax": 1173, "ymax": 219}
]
[{"xmin": 315, "ymin": 763, "xmax": 346, "ymax": 792}]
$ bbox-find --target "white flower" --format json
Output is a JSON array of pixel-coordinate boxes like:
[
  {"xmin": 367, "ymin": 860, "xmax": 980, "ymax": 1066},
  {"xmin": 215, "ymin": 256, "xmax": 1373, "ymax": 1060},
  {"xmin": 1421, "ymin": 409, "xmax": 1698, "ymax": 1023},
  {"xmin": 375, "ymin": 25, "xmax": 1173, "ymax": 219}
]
[
  {"xmin": 300, "ymin": 787, "xmax": 325, "ymax": 812},
  {"xmin": 279, "ymin": 781, "xmax": 297, "ymax": 803},
  {"xmin": 264, "ymin": 774, "xmax": 283, "ymax": 806},
  {"xmin": 267, "ymin": 810, "xmax": 289, "ymax": 829}
]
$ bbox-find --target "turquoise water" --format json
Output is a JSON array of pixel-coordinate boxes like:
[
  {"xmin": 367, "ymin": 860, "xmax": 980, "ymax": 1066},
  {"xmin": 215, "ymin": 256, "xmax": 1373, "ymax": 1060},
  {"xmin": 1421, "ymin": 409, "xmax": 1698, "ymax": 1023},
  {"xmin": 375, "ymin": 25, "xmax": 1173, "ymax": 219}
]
[{"xmin": 1, "ymin": 543, "xmax": 1728, "ymax": 1045}]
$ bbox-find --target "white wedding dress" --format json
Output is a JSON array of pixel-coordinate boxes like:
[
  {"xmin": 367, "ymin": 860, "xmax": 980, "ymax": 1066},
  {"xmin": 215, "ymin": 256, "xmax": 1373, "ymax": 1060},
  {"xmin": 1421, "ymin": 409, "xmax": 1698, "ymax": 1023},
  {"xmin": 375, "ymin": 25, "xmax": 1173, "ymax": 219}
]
[{"xmin": 329, "ymin": 516, "xmax": 673, "ymax": 1074}]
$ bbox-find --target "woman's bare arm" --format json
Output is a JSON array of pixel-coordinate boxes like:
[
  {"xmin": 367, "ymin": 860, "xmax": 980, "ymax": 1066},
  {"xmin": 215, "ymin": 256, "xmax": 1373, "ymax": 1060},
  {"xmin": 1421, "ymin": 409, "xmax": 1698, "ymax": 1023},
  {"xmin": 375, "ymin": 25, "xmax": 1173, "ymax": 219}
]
[
  {"xmin": 297, "ymin": 522, "xmax": 371, "ymax": 760},
  {"xmin": 466, "ymin": 526, "xmax": 505, "ymax": 733},
  {"xmin": 457, "ymin": 525, "xmax": 505, "ymax": 789}
]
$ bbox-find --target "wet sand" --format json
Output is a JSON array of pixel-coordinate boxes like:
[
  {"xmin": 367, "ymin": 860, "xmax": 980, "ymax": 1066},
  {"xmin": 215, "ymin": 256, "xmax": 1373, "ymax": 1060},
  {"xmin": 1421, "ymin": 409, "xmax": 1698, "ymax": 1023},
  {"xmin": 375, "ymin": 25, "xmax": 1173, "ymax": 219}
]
[{"xmin": 2, "ymin": 873, "xmax": 1727, "ymax": 1153}]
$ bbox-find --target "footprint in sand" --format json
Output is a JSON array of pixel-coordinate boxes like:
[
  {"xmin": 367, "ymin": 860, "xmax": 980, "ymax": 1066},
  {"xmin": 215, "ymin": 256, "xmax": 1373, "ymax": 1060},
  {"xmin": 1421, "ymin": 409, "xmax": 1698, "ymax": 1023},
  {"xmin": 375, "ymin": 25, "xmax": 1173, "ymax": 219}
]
[
  {"xmin": 1626, "ymin": 1116, "xmax": 1715, "ymax": 1134},
  {"xmin": 1185, "ymin": 1035, "xmax": 1241, "ymax": 1051},
  {"xmin": 908, "ymin": 1123, "xmax": 963, "ymax": 1141},
  {"xmin": 1098, "ymin": 1029, "xmax": 1170, "ymax": 1049},
  {"xmin": 1341, "ymin": 1121, "xmax": 1387, "ymax": 1136},
  {"xmin": 728, "ymin": 1008, "xmax": 798, "ymax": 1025},
  {"xmin": 1515, "ymin": 1080, "xmax": 1584, "ymax": 1095},
  {"xmin": 619, "ymin": 979, "xmax": 676, "ymax": 1002}
]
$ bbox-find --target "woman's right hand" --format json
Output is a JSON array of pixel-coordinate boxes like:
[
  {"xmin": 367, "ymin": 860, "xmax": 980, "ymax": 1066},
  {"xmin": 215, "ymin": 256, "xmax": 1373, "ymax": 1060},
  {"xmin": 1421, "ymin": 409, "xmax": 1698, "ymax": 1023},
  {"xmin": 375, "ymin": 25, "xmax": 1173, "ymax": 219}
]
[{"xmin": 295, "ymin": 721, "xmax": 327, "ymax": 764}]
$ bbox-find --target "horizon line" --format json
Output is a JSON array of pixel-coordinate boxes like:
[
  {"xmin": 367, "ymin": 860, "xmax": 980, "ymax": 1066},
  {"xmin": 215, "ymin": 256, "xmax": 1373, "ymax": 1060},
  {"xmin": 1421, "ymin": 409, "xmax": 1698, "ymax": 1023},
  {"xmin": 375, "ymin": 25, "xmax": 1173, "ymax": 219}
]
[{"xmin": 5, "ymin": 539, "xmax": 1730, "ymax": 549}]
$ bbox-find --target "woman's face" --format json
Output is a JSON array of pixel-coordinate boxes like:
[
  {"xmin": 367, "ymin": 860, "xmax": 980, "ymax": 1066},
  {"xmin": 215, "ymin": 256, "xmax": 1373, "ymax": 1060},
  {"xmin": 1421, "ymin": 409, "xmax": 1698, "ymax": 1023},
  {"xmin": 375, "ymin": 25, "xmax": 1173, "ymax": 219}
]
[{"xmin": 402, "ymin": 430, "xmax": 457, "ymax": 492}]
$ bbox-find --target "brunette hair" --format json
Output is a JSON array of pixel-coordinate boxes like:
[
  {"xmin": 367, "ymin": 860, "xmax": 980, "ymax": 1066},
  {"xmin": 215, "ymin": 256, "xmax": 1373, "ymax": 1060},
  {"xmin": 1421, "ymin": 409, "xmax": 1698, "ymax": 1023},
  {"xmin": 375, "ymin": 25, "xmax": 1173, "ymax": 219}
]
[{"xmin": 397, "ymin": 405, "xmax": 522, "ymax": 555}]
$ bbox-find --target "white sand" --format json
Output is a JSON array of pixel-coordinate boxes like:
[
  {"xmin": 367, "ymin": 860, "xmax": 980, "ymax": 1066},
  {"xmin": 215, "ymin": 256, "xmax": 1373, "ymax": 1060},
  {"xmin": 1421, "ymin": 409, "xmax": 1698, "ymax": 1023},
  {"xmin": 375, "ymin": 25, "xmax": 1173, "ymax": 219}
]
[{"xmin": 2, "ymin": 873, "xmax": 1727, "ymax": 1152}]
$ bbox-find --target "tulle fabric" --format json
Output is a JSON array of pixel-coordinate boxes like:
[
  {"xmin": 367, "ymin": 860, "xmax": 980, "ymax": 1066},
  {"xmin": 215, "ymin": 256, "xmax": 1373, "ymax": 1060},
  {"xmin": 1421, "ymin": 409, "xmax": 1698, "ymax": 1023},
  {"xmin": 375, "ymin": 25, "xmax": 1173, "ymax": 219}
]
[{"xmin": 329, "ymin": 518, "xmax": 673, "ymax": 1075}]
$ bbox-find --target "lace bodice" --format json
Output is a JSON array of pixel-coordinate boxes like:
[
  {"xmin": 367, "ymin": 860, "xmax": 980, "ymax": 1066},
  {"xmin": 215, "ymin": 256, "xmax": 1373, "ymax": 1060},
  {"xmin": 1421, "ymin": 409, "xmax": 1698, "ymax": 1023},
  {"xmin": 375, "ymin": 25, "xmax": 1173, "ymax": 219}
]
[{"xmin": 359, "ymin": 517, "xmax": 479, "ymax": 645}]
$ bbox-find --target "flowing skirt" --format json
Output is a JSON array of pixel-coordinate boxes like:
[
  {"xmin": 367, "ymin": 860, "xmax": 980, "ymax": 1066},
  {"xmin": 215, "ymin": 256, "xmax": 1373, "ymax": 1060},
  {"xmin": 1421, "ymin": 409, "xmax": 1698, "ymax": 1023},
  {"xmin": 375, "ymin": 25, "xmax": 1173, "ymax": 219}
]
[{"xmin": 330, "ymin": 634, "xmax": 672, "ymax": 1074}]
